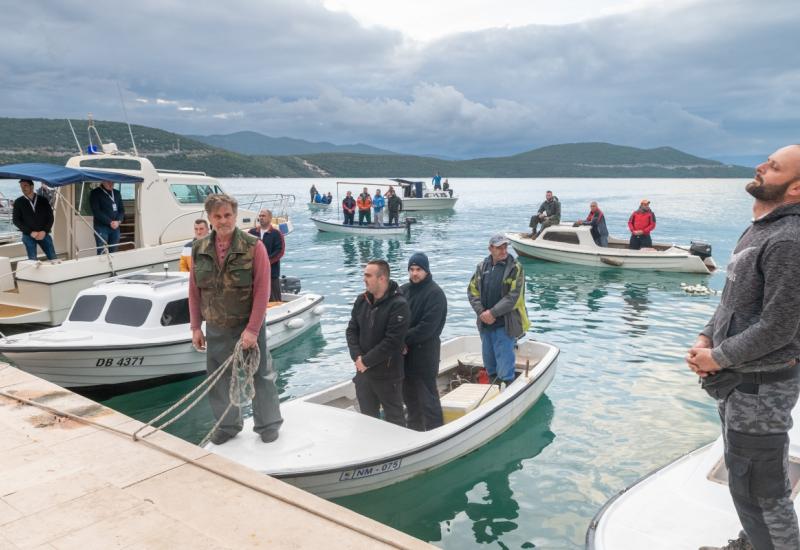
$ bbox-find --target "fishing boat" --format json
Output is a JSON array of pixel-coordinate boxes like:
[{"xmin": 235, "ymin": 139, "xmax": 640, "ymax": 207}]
[
  {"xmin": 387, "ymin": 178, "xmax": 458, "ymax": 211},
  {"xmin": 311, "ymin": 216, "xmax": 414, "ymax": 236},
  {"xmin": 307, "ymin": 201, "xmax": 332, "ymax": 211},
  {"xmin": 207, "ymin": 335, "xmax": 558, "ymax": 498},
  {"xmin": 586, "ymin": 404, "xmax": 800, "ymax": 549},
  {"xmin": 506, "ymin": 225, "xmax": 716, "ymax": 274},
  {"xmin": 0, "ymin": 271, "xmax": 324, "ymax": 390},
  {"xmin": 0, "ymin": 132, "xmax": 280, "ymax": 326}
]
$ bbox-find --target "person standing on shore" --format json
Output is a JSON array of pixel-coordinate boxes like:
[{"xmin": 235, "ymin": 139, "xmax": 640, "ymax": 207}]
[
  {"xmin": 189, "ymin": 194, "xmax": 283, "ymax": 445},
  {"xmin": 627, "ymin": 199, "xmax": 656, "ymax": 250},
  {"xmin": 688, "ymin": 145, "xmax": 800, "ymax": 550}
]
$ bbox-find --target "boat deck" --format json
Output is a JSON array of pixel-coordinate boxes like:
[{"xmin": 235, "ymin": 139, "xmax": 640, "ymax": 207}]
[
  {"xmin": 0, "ymin": 303, "xmax": 38, "ymax": 319},
  {"xmin": 0, "ymin": 362, "xmax": 430, "ymax": 549}
]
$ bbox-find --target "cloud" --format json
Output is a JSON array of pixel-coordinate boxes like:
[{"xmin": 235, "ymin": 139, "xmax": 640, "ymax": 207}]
[{"xmin": 0, "ymin": 0, "xmax": 797, "ymax": 158}]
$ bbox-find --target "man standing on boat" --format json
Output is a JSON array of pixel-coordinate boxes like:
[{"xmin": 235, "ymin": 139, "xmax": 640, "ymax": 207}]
[
  {"xmin": 346, "ymin": 260, "xmax": 410, "ymax": 427},
  {"xmin": 372, "ymin": 189, "xmax": 385, "ymax": 227},
  {"xmin": 179, "ymin": 219, "xmax": 209, "ymax": 272},
  {"xmin": 627, "ymin": 199, "xmax": 656, "ymax": 250},
  {"xmin": 12, "ymin": 179, "xmax": 58, "ymax": 262},
  {"xmin": 189, "ymin": 194, "xmax": 283, "ymax": 445},
  {"xmin": 342, "ymin": 191, "xmax": 356, "ymax": 225},
  {"xmin": 387, "ymin": 187, "xmax": 403, "ymax": 226},
  {"xmin": 576, "ymin": 201, "xmax": 609, "ymax": 247},
  {"xmin": 249, "ymin": 209, "xmax": 285, "ymax": 303},
  {"xmin": 432, "ymin": 172, "xmax": 442, "ymax": 190},
  {"xmin": 468, "ymin": 234, "xmax": 530, "ymax": 388},
  {"xmin": 400, "ymin": 252, "xmax": 447, "ymax": 431},
  {"xmin": 688, "ymin": 145, "xmax": 800, "ymax": 550},
  {"xmin": 90, "ymin": 180, "xmax": 125, "ymax": 254},
  {"xmin": 530, "ymin": 191, "xmax": 561, "ymax": 238},
  {"xmin": 309, "ymin": 184, "xmax": 318, "ymax": 203},
  {"xmin": 357, "ymin": 187, "xmax": 372, "ymax": 226}
]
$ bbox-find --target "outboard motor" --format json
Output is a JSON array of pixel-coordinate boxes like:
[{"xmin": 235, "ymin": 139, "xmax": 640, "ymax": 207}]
[
  {"xmin": 404, "ymin": 217, "xmax": 417, "ymax": 237},
  {"xmin": 280, "ymin": 275, "xmax": 301, "ymax": 295},
  {"xmin": 689, "ymin": 241, "xmax": 712, "ymax": 260}
]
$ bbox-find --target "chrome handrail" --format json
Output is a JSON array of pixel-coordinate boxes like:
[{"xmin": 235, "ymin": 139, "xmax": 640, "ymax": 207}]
[{"xmin": 158, "ymin": 209, "xmax": 205, "ymax": 245}]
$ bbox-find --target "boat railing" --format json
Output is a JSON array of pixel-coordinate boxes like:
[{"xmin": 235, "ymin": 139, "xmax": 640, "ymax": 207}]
[
  {"xmin": 157, "ymin": 168, "xmax": 208, "ymax": 176},
  {"xmin": 93, "ymin": 269, "xmax": 187, "ymax": 288},
  {"xmin": 235, "ymin": 193, "xmax": 296, "ymax": 218},
  {"xmin": 158, "ymin": 209, "xmax": 205, "ymax": 245}
]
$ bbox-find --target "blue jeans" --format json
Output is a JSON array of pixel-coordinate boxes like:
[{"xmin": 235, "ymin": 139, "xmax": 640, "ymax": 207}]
[
  {"xmin": 480, "ymin": 326, "xmax": 516, "ymax": 382},
  {"xmin": 94, "ymin": 224, "xmax": 121, "ymax": 254},
  {"xmin": 21, "ymin": 233, "xmax": 57, "ymax": 260}
]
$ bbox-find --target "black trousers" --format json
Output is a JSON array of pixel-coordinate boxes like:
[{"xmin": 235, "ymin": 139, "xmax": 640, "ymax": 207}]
[
  {"xmin": 628, "ymin": 234, "xmax": 652, "ymax": 250},
  {"xmin": 343, "ymin": 211, "xmax": 355, "ymax": 225},
  {"xmin": 403, "ymin": 370, "xmax": 443, "ymax": 431},
  {"xmin": 269, "ymin": 277, "xmax": 282, "ymax": 302},
  {"xmin": 388, "ymin": 211, "xmax": 400, "ymax": 225},
  {"xmin": 354, "ymin": 373, "xmax": 405, "ymax": 427},
  {"xmin": 358, "ymin": 210, "xmax": 371, "ymax": 225}
]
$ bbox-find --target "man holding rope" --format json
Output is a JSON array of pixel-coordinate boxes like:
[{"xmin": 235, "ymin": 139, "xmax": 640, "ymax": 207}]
[{"xmin": 189, "ymin": 193, "xmax": 283, "ymax": 445}]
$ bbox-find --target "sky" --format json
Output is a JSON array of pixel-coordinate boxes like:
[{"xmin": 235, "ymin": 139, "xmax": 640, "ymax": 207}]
[{"xmin": 1, "ymin": 0, "xmax": 797, "ymax": 160}]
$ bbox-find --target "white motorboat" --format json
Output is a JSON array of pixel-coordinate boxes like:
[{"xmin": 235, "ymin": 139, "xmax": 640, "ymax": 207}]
[
  {"xmin": 586, "ymin": 404, "xmax": 800, "ymax": 549},
  {"xmin": 389, "ymin": 178, "xmax": 458, "ymax": 211},
  {"xmin": 0, "ymin": 138, "xmax": 269, "ymax": 326},
  {"xmin": 0, "ymin": 271, "xmax": 324, "ymax": 390},
  {"xmin": 311, "ymin": 216, "xmax": 413, "ymax": 236},
  {"xmin": 207, "ymin": 335, "xmax": 558, "ymax": 498},
  {"xmin": 506, "ymin": 225, "xmax": 717, "ymax": 274},
  {"xmin": 307, "ymin": 201, "xmax": 332, "ymax": 211},
  {"xmin": 236, "ymin": 193, "xmax": 295, "ymax": 235}
]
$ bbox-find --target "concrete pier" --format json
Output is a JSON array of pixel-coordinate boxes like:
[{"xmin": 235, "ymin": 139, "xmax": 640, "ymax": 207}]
[{"xmin": 0, "ymin": 363, "xmax": 431, "ymax": 549}]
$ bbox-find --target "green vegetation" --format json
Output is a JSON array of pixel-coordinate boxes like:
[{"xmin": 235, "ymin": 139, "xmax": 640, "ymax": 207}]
[{"xmin": 0, "ymin": 118, "xmax": 752, "ymax": 178}]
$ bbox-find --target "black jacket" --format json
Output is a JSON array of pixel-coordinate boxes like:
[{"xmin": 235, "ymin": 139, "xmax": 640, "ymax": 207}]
[
  {"xmin": 400, "ymin": 274, "xmax": 447, "ymax": 374},
  {"xmin": 248, "ymin": 227, "xmax": 284, "ymax": 278},
  {"xmin": 12, "ymin": 194, "xmax": 54, "ymax": 235},
  {"xmin": 89, "ymin": 186, "xmax": 125, "ymax": 227},
  {"xmin": 346, "ymin": 280, "xmax": 410, "ymax": 380}
]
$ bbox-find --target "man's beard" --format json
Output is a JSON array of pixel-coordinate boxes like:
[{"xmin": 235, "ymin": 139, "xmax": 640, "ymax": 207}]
[{"xmin": 745, "ymin": 175, "xmax": 796, "ymax": 201}]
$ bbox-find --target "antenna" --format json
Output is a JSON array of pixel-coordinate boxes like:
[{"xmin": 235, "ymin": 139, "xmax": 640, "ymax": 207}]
[
  {"xmin": 87, "ymin": 113, "xmax": 103, "ymax": 152},
  {"xmin": 66, "ymin": 119, "xmax": 82, "ymax": 154},
  {"xmin": 116, "ymin": 82, "xmax": 139, "ymax": 157}
]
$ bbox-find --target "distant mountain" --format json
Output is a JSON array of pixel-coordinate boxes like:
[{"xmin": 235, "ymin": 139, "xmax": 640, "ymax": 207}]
[
  {"xmin": 187, "ymin": 131, "xmax": 397, "ymax": 156},
  {"xmin": 0, "ymin": 118, "xmax": 752, "ymax": 178}
]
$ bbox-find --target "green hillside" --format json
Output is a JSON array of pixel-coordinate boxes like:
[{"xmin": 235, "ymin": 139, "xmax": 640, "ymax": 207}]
[{"xmin": 0, "ymin": 118, "xmax": 752, "ymax": 178}]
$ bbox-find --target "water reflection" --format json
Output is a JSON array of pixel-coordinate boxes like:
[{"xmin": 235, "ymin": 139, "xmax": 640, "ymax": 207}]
[
  {"xmin": 336, "ymin": 396, "xmax": 555, "ymax": 545},
  {"xmin": 621, "ymin": 282, "xmax": 650, "ymax": 336}
]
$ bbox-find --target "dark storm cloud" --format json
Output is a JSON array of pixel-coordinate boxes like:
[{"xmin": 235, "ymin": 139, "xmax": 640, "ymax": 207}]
[{"xmin": 1, "ymin": 0, "xmax": 797, "ymax": 158}]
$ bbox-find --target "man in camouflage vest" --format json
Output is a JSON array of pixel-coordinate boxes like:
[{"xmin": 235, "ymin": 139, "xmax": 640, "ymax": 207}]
[
  {"xmin": 189, "ymin": 194, "xmax": 283, "ymax": 445},
  {"xmin": 689, "ymin": 145, "xmax": 800, "ymax": 550}
]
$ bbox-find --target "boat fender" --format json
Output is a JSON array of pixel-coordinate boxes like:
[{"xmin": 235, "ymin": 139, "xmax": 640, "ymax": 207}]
[
  {"xmin": 312, "ymin": 306, "xmax": 325, "ymax": 316},
  {"xmin": 600, "ymin": 256, "xmax": 624, "ymax": 267},
  {"xmin": 286, "ymin": 318, "xmax": 305, "ymax": 330}
]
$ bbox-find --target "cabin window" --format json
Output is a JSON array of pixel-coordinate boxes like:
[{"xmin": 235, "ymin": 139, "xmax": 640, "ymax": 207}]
[
  {"xmin": 76, "ymin": 182, "xmax": 136, "ymax": 215},
  {"xmin": 170, "ymin": 183, "xmax": 223, "ymax": 204},
  {"xmin": 161, "ymin": 298, "xmax": 190, "ymax": 326},
  {"xmin": 68, "ymin": 295, "xmax": 107, "ymax": 322},
  {"xmin": 542, "ymin": 231, "xmax": 580, "ymax": 245},
  {"xmin": 105, "ymin": 296, "xmax": 152, "ymax": 327},
  {"xmin": 79, "ymin": 158, "xmax": 142, "ymax": 171}
]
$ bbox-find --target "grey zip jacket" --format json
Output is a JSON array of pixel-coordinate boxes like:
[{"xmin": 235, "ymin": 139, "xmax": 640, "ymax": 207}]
[{"xmin": 700, "ymin": 202, "xmax": 800, "ymax": 372}]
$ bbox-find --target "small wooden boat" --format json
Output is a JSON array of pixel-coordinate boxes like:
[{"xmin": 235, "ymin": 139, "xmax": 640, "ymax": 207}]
[
  {"xmin": 506, "ymin": 225, "xmax": 717, "ymax": 274},
  {"xmin": 586, "ymin": 405, "xmax": 800, "ymax": 549},
  {"xmin": 207, "ymin": 335, "xmax": 558, "ymax": 498},
  {"xmin": 0, "ymin": 271, "xmax": 324, "ymax": 390},
  {"xmin": 307, "ymin": 201, "xmax": 332, "ymax": 211},
  {"xmin": 311, "ymin": 216, "xmax": 413, "ymax": 236}
]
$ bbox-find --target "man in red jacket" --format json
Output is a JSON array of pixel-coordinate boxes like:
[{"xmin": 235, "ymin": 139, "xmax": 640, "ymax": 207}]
[{"xmin": 628, "ymin": 199, "xmax": 656, "ymax": 250}]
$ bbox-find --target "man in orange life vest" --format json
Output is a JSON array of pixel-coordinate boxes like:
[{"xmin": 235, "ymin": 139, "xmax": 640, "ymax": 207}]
[{"xmin": 627, "ymin": 199, "xmax": 656, "ymax": 250}]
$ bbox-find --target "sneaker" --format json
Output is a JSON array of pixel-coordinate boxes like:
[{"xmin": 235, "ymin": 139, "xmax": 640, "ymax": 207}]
[
  {"xmin": 699, "ymin": 535, "xmax": 753, "ymax": 550},
  {"xmin": 210, "ymin": 430, "xmax": 236, "ymax": 445},
  {"xmin": 259, "ymin": 430, "xmax": 279, "ymax": 443}
]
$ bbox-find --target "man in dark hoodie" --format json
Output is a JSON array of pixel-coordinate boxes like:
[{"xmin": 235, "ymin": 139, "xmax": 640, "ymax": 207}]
[
  {"xmin": 400, "ymin": 252, "xmax": 447, "ymax": 431},
  {"xmin": 688, "ymin": 145, "xmax": 800, "ymax": 550},
  {"xmin": 530, "ymin": 190, "xmax": 561, "ymax": 238},
  {"xmin": 346, "ymin": 260, "xmax": 410, "ymax": 426}
]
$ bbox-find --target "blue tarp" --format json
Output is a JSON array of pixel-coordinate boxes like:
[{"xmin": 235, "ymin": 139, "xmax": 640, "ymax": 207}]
[{"xmin": 0, "ymin": 163, "xmax": 144, "ymax": 187}]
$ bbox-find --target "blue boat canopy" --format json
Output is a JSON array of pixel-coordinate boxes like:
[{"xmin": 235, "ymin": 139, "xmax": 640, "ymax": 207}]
[{"xmin": 0, "ymin": 163, "xmax": 143, "ymax": 187}]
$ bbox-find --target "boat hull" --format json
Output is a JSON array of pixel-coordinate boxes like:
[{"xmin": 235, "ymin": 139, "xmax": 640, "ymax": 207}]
[
  {"xmin": 401, "ymin": 197, "xmax": 458, "ymax": 211},
  {"xmin": 311, "ymin": 217, "xmax": 408, "ymax": 235},
  {"xmin": 507, "ymin": 233, "xmax": 714, "ymax": 274}
]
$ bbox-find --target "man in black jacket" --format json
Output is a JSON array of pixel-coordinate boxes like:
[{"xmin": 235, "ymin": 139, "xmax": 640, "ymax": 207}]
[
  {"xmin": 400, "ymin": 252, "xmax": 447, "ymax": 431},
  {"xmin": 89, "ymin": 180, "xmax": 125, "ymax": 254},
  {"xmin": 12, "ymin": 179, "xmax": 57, "ymax": 261},
  {"xmin": 249, "ymin": 209, "xmax": 285, "ymax": 302},
  {"xmin": 346, "ymin": 260, "xmax": 410, "ymax": 426}
]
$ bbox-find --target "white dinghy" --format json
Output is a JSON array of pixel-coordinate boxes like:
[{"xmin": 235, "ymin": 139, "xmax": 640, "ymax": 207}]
[
  {"xmin": 311, "ymin": 216, "xmax": 414, "ymax": 236},
  {"xmin": 0, "ymin": 271, "xmax": 324, "ymax": 390},
  {"xmin": 586, "ymin": 405, "xmax": 800, "ymax": 549},
  {"xmin": 506, "ymin": 225, "xmax": 717, "ymax": 274},
  {"xmin": 207, "ymin": 335, "xmax": 558, "ymax": 498}
]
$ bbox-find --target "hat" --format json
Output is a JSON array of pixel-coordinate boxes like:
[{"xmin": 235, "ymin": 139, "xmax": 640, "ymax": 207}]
[
  {"xmin": 489, "ymin": 234, "xmax": 510, "ymax": 247},
  {"xmin": 640, "ymin": 199, "xmax": 650, "ymax": 205},
  {"xmin": 407, "ymin": 252, "xmax": 430, "ymax": 273}
]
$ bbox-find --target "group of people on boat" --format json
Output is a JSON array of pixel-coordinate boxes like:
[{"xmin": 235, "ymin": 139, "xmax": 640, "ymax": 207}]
[
  {"xmin": 341, "ymin": 186, "xmax": 403, "ymax": 226},
  {"xmin": 308, "ymin": 185, "xmax": 332, "ymax": 204},
  {"xmin": 528, "ymin": 190, "xmax": 657, "ymax": 250},
  {"xmin": 431, "ymin": 172, "xmax": 453, "ymax": 197},
  {"xmin": 11, "ymin": 177, "xmax": 129, "ymax": 262}
]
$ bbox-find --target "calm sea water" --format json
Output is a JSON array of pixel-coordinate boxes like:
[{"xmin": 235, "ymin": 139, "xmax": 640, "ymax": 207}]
[{"xmin": 5, "ymin": 176, "xmax": 755, "ymax": 548}]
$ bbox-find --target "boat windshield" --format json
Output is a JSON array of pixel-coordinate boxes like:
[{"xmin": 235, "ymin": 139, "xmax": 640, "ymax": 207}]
[
  {"xmin": 104, "ymin": 296, "xmax": 152, "ymax": 327},
  {"xmin": 68, "ymin": 295, "xmax": 107, "ymax": 322},
  {"xmin": 160, "ymin": 298, "xmax": 190, "ymax": 326},
  {"xmin": 170, "ymin": 183, "xmax": 223, "ymax": 205}
]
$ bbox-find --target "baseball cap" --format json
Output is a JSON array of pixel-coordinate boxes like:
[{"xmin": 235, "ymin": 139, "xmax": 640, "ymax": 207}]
[{"xmin": 489, "ymin": 234, "xmax": 510, "ymax": 247}]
